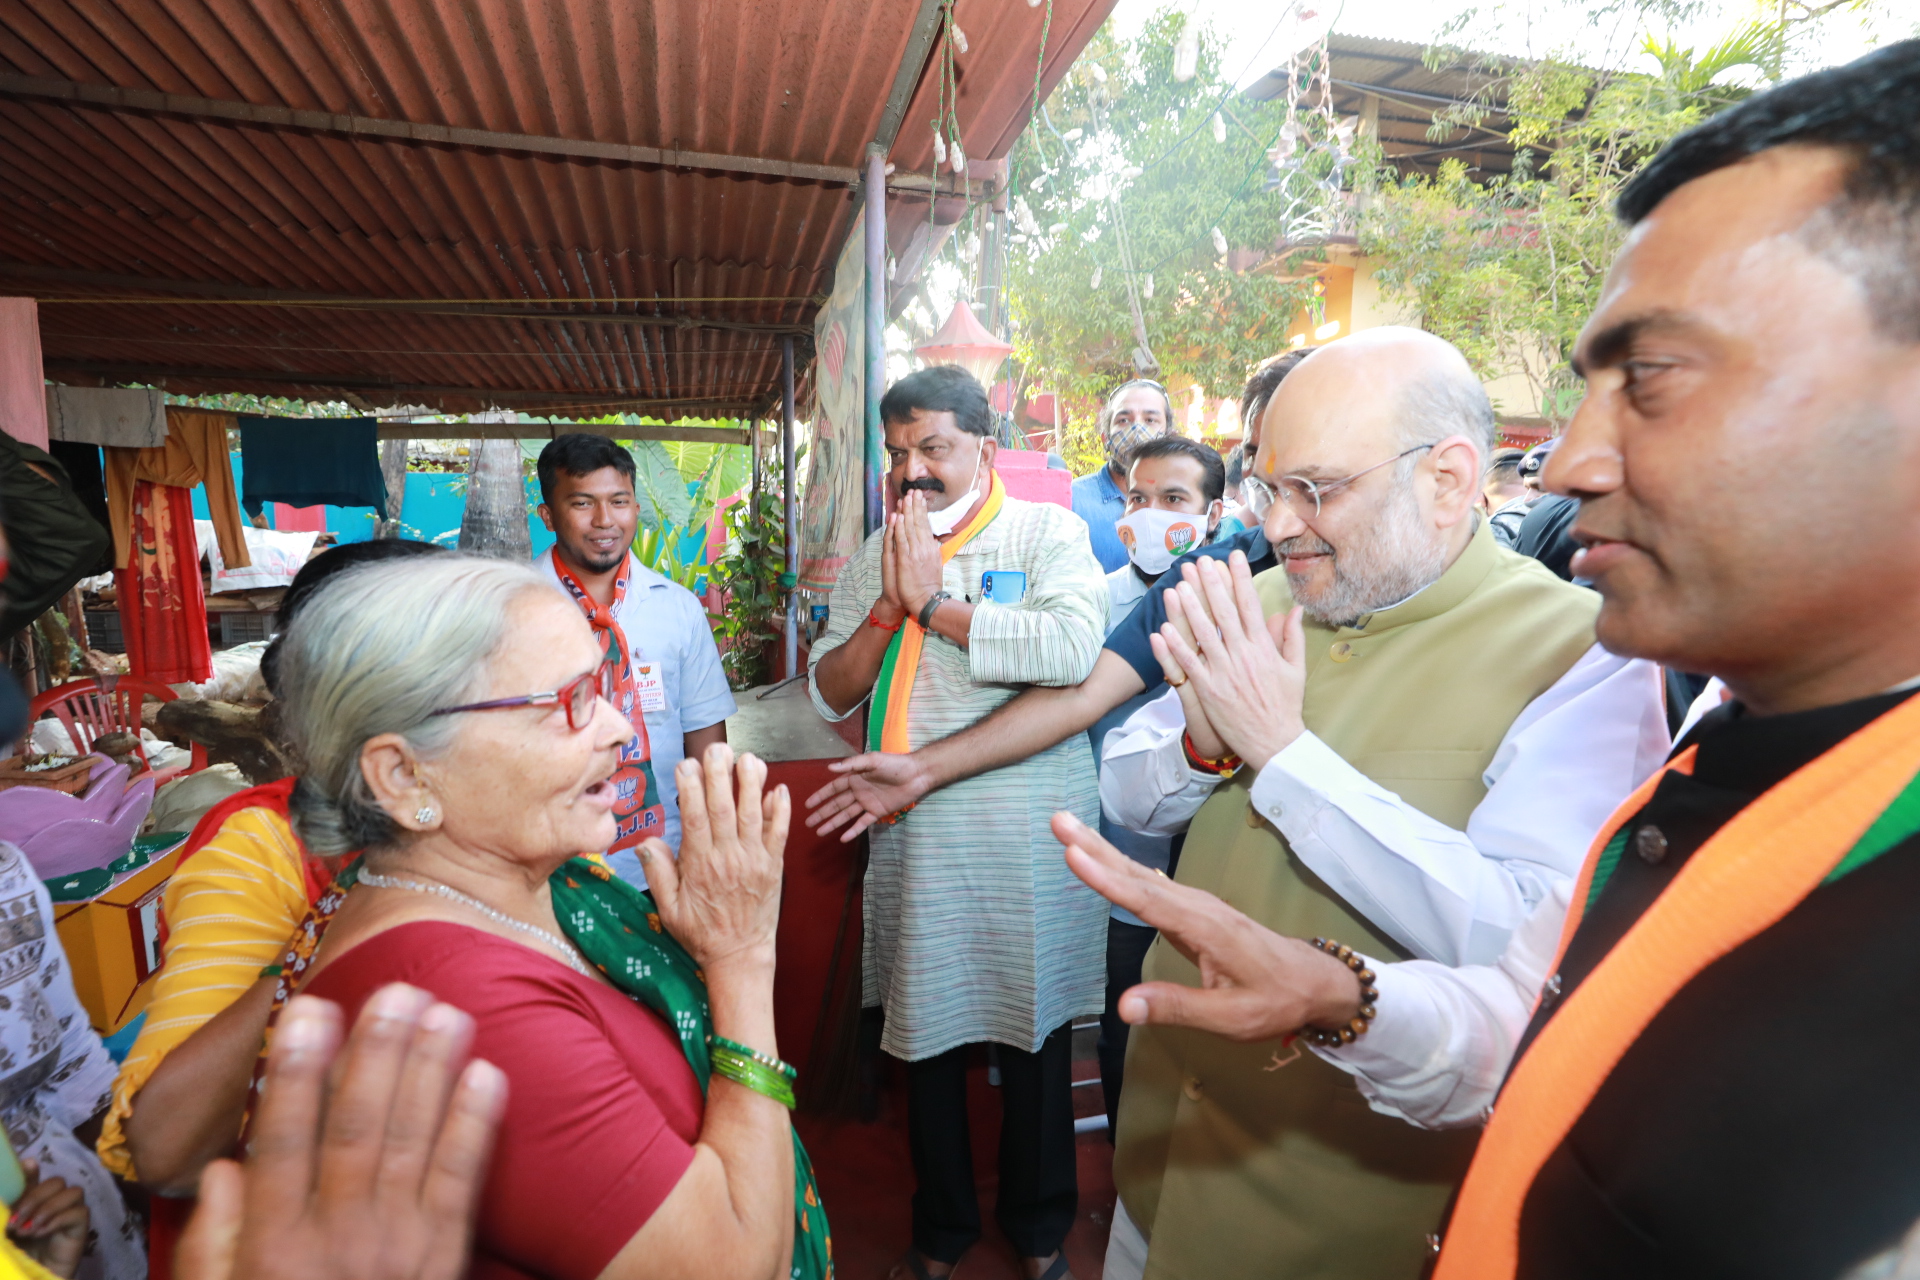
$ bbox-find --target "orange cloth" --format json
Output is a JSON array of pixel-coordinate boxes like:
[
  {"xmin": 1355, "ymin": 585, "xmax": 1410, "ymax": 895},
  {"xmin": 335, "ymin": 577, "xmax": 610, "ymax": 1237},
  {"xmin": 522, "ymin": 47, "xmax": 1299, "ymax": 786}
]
[
  {"xmin": 1434, "ymin": 691, "xmax": 1920, "ymax": 1280},
  {"xmin": 103, "ymin": 407, "xmax": 249, "ymax": 569}
]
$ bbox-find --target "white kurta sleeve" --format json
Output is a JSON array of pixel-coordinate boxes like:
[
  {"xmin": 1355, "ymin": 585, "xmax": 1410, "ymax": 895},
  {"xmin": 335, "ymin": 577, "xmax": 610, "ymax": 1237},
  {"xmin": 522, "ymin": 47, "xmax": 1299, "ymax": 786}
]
[
  {"xmin": 1310, "ymin": 880, "xmax": 1566, "ymax": 1129},
  {"xmin": 806, "ymin": 533, "xmax": 884, "ymax": 724},
  {"xmin": 1249, "ymin": 645, "xmax": 1669, "ymax": 965},
  {"xmin": 1099, "ymin": 687, "xmax": 1225, "ymax": 835}
]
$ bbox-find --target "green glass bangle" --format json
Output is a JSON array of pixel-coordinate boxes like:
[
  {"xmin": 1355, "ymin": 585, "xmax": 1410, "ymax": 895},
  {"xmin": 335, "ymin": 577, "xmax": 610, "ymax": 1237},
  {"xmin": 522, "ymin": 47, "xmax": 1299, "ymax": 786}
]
[
  {"xmin": 708, "ymin": 1034, "xmax": 797, "ymax": 1081},
  {"xmin": 710, "ymin": 1045, "xmax": 798, "ymax": 1109}
]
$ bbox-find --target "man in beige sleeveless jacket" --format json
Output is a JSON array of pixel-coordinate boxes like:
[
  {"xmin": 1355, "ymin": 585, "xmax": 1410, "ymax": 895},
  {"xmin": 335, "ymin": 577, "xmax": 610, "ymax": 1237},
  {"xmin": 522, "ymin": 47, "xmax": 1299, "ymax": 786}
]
[{"xmin": 1096, "ymin": 329, "xmax": 1670, "ymax": 1280}]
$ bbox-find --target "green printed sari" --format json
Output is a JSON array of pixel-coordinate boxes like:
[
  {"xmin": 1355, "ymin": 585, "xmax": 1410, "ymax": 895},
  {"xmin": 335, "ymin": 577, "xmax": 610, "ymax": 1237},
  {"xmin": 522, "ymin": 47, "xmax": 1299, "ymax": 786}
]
[{"xmin": 548, "ymin": 857, "xmax": 832, "ymax": 1280}]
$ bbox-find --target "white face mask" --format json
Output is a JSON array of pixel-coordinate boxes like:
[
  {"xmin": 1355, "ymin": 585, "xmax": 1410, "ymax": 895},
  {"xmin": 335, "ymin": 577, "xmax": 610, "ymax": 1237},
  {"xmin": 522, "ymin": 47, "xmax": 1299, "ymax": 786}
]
[
  {"xmin": 1116, "ymin": 506, "xmax": 1208, "ymax": 576},
  {"xmin": 922, "ymin": 438, "xmax": 989, "ymax": 538}
]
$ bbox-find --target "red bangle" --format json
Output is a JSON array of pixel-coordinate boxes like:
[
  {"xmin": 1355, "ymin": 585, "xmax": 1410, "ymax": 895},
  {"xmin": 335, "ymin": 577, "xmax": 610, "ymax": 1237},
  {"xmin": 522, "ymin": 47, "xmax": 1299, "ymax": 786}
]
[
  {"xmin": 867, "ymin": 609, "xmax": 903, "ymax": 633},
  {"xmin": 1183, "ymin": 730, "xmax": 1243, "ymax": 778}
]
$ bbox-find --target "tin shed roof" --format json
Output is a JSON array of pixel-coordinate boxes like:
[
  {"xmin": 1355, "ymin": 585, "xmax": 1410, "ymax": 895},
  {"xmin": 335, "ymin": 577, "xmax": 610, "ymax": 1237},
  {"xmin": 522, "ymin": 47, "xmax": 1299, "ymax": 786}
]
[{"xmin": 0, "ymin": 0, "xmax": 1114, "ymax": 417}]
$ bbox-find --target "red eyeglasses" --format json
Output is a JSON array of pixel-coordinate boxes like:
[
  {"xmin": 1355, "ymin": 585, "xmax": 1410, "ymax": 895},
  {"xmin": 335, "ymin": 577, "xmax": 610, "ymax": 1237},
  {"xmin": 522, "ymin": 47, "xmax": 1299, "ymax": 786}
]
[{"xmin": 428, "ymin": 661, "xmax": 616, "ymax": 732}]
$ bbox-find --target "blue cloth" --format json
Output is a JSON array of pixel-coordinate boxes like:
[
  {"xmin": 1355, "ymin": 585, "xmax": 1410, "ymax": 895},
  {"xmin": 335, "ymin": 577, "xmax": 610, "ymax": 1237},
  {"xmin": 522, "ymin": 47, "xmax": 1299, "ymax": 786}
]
[
  {"xmin": 237, "ymin": 417, "xmax": 389, "ymax": 517},
  {"xmin": 1071, "ymin": 466, "xmax": 1130, "ymax": 573},
  {"xmin": 1100, "ymin": 525, "xmax": 1276, "ymax": 691}
]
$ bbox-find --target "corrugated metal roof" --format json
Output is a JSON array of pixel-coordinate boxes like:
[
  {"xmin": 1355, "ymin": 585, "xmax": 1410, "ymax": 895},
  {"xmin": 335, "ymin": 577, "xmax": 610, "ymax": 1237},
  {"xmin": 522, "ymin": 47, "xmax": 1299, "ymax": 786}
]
[
  {"xmin": 1247, "ymin": 33, "xmax": 1520, "ymax": 179},
  {"xmin": 0, "ymin": 0, "xmax": 1112, "ymax": 417}
]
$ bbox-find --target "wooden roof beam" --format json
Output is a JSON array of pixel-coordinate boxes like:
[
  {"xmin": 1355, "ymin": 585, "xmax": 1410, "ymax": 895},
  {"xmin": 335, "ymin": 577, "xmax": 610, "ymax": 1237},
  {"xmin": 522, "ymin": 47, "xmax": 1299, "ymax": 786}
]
[
  {"xmin": 41, "ymin": 358, "xmax": 766, "ymax": 410},
  {"xmin": 0, "ymin": 72, "xmax": 861, "ymax": 187},
  {"xmin": 0, "ymin": 262, "xmax": 812, "ymax": 335}
]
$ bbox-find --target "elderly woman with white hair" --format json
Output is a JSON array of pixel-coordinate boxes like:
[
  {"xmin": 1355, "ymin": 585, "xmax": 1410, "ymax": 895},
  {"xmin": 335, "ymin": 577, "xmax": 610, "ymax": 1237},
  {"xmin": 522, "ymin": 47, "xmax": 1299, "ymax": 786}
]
[{"xmin": 266, "ymin": 554, "xmax": 826, "ymax": 1280}]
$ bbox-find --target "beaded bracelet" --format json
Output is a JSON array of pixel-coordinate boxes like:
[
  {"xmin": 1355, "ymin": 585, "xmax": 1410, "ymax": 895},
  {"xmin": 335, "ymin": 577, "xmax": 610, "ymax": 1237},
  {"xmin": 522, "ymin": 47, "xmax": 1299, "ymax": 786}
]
[
  {"xmin": 709, "ymin": 1043, "xmax": 798, "ymax": 1109},
  {"xmin": 1299, "ymin": 937, "xmax": 1379, "ymax": 1048},
  {"xmin": 709, "ymin": 1035, "xmax": 798, "ymax": 1082},
  {"xmin": 1182, "ymin": 730, "xmax": 1244, "ymax": 778}
]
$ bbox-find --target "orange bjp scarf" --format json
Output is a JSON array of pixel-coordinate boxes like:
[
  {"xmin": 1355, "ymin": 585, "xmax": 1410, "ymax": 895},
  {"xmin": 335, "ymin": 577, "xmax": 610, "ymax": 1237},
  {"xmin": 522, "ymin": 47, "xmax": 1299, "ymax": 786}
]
[
  {"xmin": 867, "ymin": 471, "xmax": 1005, "ymax": 754},
  {"xmin": 552, "ymin": 553, "xmax": 667, "ymax": 850},
  {"xmin": 1434, "ymin": 690, "xmax": 1920, "ymax": 1280}
]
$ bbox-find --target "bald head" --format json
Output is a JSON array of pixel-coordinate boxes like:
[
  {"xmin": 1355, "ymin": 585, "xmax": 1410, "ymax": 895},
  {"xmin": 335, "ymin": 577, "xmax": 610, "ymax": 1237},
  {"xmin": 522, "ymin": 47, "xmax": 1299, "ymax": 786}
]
[{"xmin": 1260, "ymin": 327, "xmax": 1494, "ymax": 469}]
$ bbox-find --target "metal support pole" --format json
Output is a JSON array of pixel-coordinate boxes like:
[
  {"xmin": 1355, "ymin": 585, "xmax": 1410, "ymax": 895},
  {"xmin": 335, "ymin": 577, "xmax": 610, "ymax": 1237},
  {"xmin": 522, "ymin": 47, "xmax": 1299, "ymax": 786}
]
[
  {"xmin": 781, "ymin": 336, "xmax": 799, "ymax": 682},
  {"xmin": 863, "ymin": 146, "xmax": 888, "ymax": 536}
]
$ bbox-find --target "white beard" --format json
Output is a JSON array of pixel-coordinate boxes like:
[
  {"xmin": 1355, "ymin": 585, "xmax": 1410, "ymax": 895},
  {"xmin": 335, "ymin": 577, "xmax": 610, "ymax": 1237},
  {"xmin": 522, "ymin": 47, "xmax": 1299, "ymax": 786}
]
[{"xmin": 1280, "ymin": 482, "xmax": 1449, "ymax": 627}]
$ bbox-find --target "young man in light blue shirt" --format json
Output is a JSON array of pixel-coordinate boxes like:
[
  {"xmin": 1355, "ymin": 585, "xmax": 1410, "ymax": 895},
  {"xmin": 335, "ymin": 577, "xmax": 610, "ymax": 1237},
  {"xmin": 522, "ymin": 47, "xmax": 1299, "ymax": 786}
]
[{"xmin": 533, "ymin": 434, "xmax": 737, "ymax": 885}]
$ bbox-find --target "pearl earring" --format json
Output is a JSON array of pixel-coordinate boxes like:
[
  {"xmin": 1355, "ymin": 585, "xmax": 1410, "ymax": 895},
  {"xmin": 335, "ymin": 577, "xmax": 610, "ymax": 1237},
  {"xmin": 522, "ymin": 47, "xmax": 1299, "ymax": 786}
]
[{"xmin": 414, "ymin": 805, "xmax": 436, "ymax": 826}]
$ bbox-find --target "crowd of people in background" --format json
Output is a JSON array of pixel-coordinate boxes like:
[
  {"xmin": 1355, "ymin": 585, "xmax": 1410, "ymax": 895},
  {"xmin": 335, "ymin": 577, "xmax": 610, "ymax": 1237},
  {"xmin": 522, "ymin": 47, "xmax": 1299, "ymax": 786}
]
[{"xmin": 0, "ymin": 35, "xmax": 1911, "ymax": 1280}]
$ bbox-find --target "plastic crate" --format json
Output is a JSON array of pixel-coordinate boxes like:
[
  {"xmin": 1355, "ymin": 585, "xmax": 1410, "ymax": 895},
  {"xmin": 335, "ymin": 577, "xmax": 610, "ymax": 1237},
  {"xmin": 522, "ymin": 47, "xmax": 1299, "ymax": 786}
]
[
  {"xmin": 219, "ymin": 612, "xmax": 273, "ymax": 646},
  {"xmin": 84, "ymin": 610, "xmax": 124, "ymax": 654}
]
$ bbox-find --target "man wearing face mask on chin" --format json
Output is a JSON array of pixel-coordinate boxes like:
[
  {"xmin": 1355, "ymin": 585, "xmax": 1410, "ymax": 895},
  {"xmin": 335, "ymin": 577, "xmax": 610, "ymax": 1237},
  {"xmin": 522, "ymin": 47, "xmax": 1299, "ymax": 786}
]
[{"xmin": 808, "ymin": 366, "xmax": 1110, "ymax": 1280}]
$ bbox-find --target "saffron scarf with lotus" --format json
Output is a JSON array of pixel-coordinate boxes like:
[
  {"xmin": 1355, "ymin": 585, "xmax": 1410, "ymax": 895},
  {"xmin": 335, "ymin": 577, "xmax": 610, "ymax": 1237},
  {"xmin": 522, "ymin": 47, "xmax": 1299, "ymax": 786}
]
[{"xmin": 551, "ymin": 554, "xmax": 667, "ymax": 851}]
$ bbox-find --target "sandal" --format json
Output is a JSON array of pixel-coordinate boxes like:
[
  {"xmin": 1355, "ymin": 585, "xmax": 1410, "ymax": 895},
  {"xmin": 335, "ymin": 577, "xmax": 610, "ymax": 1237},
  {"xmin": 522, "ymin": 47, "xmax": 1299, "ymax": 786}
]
[
  {"xmin": 889, "ymin": 1251, "xmax": 952, "ymax": 1280},
  {"xmin": 1031, "ymin": 1251, "xmax": 1073, "ymax": 1280}
]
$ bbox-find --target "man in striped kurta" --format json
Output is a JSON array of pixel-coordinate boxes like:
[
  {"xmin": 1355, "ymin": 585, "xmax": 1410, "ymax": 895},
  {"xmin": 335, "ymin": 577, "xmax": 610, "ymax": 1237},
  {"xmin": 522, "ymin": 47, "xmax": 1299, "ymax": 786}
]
[{"xmin": 809, "ymin": 366, "xmax": 1108, "ymax": 1280}]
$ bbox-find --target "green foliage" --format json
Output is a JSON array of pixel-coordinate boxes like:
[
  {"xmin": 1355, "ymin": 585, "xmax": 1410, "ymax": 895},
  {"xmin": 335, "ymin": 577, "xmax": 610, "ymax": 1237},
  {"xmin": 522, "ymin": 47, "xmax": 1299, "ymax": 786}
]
[
  {"xmin": 1357, "ymin": 21, "xmax": 1782, "ymax": 421},
  {"xmin": 164, "ymin": 391, "xmax": 360, "ymax": 417},
  {"xmin": 632, "ymin": 524, "xmax": 705, "ymax": 591},
  {"xmin": 1001, "ymin": 9, "xmax": 1323, "ymax": 428},
  {"xmin": 620, "ymin": 437, "xmax": 753, "ymax": 588},
  {"xmin": 709, "ymin": 489, "xmax": 790, "ymax": 691}
]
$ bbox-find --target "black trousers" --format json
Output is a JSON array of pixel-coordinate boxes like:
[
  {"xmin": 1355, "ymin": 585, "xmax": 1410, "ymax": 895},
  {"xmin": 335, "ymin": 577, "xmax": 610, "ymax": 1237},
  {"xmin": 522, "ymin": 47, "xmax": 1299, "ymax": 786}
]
[
  {"xmin": 1099, "ymin": 919, "xmax": 1159, "ymax": 1141},
  {"xmin": 904, "ymin": 1022, "xmax": 1078, "ymax": 1264}
]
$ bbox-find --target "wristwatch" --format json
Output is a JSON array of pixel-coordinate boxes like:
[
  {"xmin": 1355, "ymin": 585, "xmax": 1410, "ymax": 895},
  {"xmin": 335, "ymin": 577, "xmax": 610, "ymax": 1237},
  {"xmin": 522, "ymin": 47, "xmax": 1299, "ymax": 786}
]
[{"xmin": 917, "ymin": 590, "xmax": 952, "ymax": 630}]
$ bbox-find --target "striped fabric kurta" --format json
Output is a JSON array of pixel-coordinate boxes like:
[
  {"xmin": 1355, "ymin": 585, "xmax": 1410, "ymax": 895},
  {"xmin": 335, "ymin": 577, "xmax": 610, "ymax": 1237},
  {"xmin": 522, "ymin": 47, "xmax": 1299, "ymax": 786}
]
[
  {"xmin": 98, "ymin": 806, "xmax": 308, "ymax": 1179},
  {"xmin": 810, "ymin": 495, "xmax": 1110, "ymax": 1060}
]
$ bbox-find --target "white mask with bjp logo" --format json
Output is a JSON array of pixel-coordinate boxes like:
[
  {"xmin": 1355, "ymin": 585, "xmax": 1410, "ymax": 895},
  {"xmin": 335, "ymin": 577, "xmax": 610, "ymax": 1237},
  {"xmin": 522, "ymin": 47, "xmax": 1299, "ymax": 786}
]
[{"xmin": 1115, "ymin": 506, "xmax": 1205, "ymax": 576}]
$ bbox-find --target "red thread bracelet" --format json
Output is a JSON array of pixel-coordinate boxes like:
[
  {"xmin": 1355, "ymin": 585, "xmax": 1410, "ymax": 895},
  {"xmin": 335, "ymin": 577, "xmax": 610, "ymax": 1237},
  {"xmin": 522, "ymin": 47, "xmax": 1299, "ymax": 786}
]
[
  {"xmin": 1183, "ymin": 730, "xmax": 1243, "ymax": 778},
  {"xmin": 867, "ymin": 609, "xmax": 903, "ymax": 633}
]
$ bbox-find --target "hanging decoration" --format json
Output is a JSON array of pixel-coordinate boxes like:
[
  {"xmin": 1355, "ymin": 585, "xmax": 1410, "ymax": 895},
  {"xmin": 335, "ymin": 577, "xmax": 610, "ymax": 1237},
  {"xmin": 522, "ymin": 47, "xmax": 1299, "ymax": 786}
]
[
  {"xmin": 1264, "ymin": 3, "xmax": 1360, "ymax": 244},
  {"xmin": 1172, "ymin": 14, "xmax": 1199, "ymax": 82}
]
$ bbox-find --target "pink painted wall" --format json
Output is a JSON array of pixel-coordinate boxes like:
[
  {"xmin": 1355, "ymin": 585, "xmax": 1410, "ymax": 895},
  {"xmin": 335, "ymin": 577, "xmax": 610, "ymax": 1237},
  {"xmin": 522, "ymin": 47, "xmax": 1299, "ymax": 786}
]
[{"xmin": 0, "ymin": 299, "xmax": 48, "ymax": 450}]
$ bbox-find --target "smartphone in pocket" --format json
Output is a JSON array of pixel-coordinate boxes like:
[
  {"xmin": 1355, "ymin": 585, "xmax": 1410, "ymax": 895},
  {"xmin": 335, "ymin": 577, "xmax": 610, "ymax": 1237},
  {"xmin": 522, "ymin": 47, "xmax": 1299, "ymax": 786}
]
[{"xmin": 979, "ymin": 570, "xmax": 1027, "ymax": 604}]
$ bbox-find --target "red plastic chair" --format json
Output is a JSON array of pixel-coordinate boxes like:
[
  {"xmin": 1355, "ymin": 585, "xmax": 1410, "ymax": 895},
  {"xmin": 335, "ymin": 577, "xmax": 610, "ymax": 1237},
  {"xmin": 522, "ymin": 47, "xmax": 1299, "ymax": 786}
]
[{"xmin": 27, "ymin": 676, "xmax": 208, "ymax": 784}]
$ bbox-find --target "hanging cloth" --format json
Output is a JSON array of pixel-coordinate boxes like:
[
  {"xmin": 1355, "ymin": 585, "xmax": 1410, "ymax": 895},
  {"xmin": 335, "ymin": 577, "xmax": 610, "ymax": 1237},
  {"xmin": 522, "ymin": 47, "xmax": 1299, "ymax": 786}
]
[
  {"xmin": 0, "ymin": 434, "xmax": 113, "ymax": 637},
  {"xmin": 103, "ymin": 408, "xmax": 250, "ymax": 570},
  {"xmin": 236, "ymin": 417, "xmax": 388, "ymax": 517},
  {"xmin": 551, "ymin": 555, "xmax": 667, "ymax": 851},
  {"xmin": 116, "ymin": 480, "xmax": 212, "ymax": 683},
  {"xmin": 1434, "ymin": 690, "xmax": 1920, "ymax": 1280},
  {"xmin": 44, "ymin": 386, "xmax": 168, "ymax": 450},
  {"xmin": 868, "ymin": 471, "xmax": 1005, "ymax": 753},
  {"xmin": 263, "ymin": 856, "xmax": 834, "ymax": 1280}
]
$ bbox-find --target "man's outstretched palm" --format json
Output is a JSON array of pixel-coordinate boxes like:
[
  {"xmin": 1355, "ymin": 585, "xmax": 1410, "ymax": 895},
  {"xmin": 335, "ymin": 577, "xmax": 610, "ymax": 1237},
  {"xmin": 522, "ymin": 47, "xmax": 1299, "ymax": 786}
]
[{"xmin": 805, "ymin": 752, "xmax": 932, "ymax": 842}]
